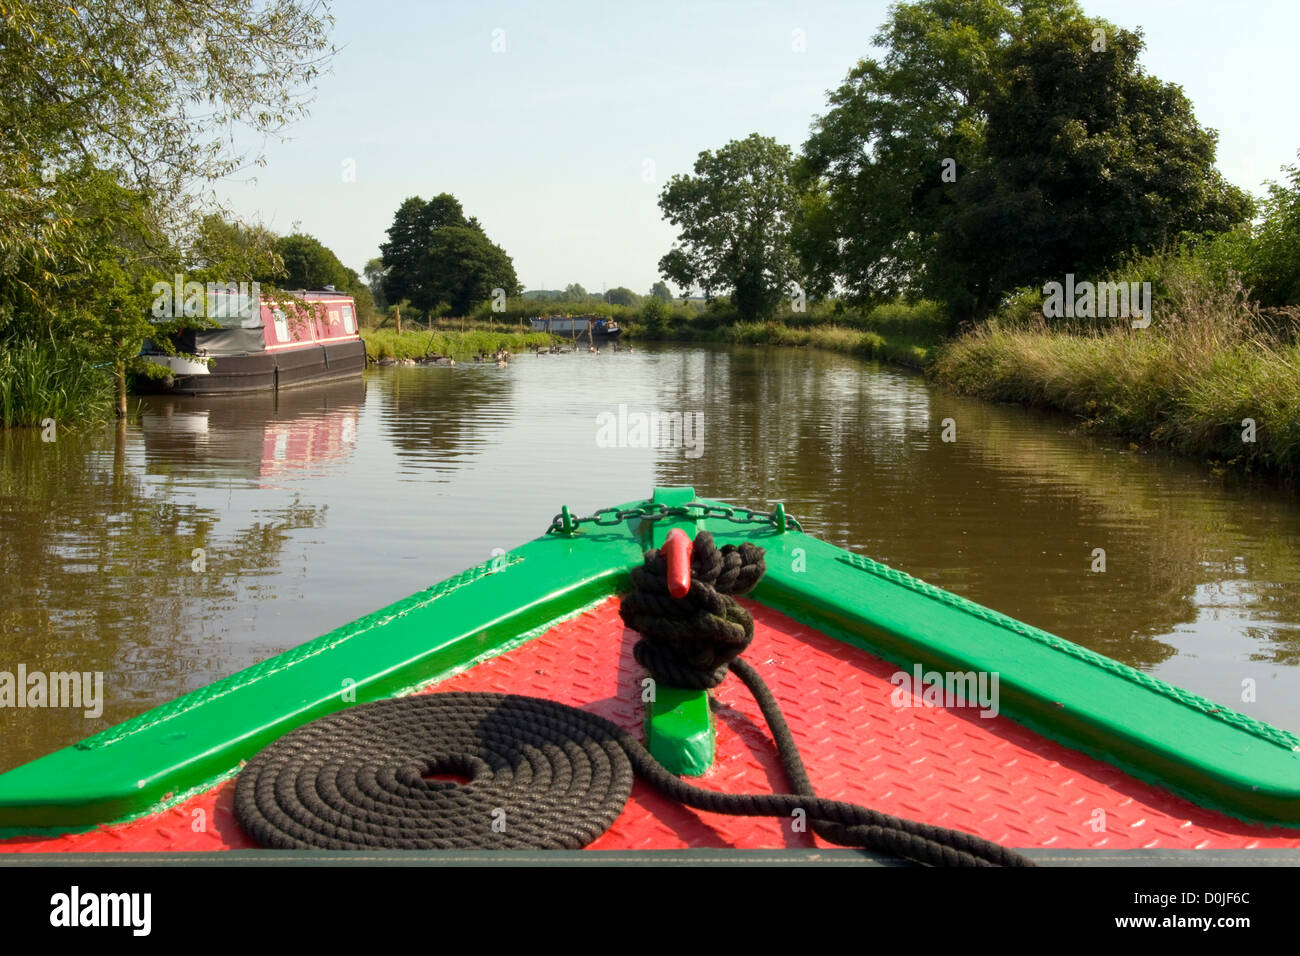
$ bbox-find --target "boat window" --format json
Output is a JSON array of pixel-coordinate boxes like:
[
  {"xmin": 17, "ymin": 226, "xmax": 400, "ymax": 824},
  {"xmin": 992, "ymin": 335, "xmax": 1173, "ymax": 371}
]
[
  {"xmin": 272, "ymin": 308, "xmax": 290, "ymax": 342},
  {"xmin": 342, "ymin": 305, "xmax": 355, "ymax": 333}
]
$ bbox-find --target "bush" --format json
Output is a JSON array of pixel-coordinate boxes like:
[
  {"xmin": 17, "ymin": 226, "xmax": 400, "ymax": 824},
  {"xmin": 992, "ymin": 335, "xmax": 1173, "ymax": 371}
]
[
  {"xmin": 0, "ymin": 334, "xmax": 112, "ymax": 428},
  {"xmin": 1249, "ymin": 157, "xmax": 1300, "ymax": 306}
]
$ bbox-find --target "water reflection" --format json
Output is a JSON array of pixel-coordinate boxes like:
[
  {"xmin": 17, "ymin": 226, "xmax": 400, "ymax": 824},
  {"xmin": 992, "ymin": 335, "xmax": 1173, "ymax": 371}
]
[
  {"xmin": 654, "ymin": 346, "xmax": 1300, "ymax": 729},
  {"xmin": 3, "ymin": 346, "xmax": 1300, "ymax": 772},
  {"xmin": 371, "ymin": 365, "xmax": 515, "ymax": 481},
  {"xmin": 140, "ymin": 380, "xmax": 363, "ymax": 483}
]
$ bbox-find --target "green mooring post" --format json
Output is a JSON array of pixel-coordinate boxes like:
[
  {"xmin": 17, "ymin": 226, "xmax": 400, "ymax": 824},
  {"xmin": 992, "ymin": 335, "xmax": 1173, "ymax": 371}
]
[
  {"xmin": 642, "ymin": 486, "xmax": 715, "ymax": 776},
  {"xmin": 645, "ymin": 683, "xmax": 715, "ymax": 777}
]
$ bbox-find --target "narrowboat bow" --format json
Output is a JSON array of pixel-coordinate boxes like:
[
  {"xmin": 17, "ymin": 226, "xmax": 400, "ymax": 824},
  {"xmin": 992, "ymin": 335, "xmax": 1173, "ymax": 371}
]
[{"xmin": 2, "ymin": 487, "xmax": 1299, "ymax": 864}]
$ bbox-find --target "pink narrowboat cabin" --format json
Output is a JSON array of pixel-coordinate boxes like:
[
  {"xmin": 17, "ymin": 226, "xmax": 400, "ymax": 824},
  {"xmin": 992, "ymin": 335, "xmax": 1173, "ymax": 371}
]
[{"xmin": 142, "ymin": 288, "xmax": 367, "ymax": 395}]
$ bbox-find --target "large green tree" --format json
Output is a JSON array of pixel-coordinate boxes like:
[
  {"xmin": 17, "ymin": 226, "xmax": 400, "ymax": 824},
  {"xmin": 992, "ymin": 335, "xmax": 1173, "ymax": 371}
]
[
  {"xmin": 658, "ymin": 133, "xmax": 802, "ymax": 321},
  {"xmin": 604, "ymin": 287, "xmax": 640, "ymax": 307},
  {"xmin": 363, "ymin": 258, "xmax": 388, "ymax": 311},
  {"xmin": 648, "ymin": 281, "xmax": 675, "ymax": 302},
  {"xmin": 931, "ymin": 18, "xmax": 1251, "ymax": 317},
  {"xmin": 272, "ymin": 234, "xmax": 354, "ymax": 291},
  {"xmin": 379, "ymin": 194, "xmax": 520, "ymax": 317},
  {"xmin": 0, "ymin": 0, "xmax": 335, "ymax": 419},
  {"xmin": 798, "ymin": 0, "xmax": 1081, "ymax": 307}
]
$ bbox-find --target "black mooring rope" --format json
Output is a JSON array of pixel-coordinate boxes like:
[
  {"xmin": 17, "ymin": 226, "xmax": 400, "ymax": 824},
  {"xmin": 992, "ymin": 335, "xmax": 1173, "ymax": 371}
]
[
  {"xmin": 618, "ymin": 531, "xmax": 765, "ymax": 689},
  {"xmin": 234, "ymin": 532, "xmax": 1035, "ymax": 866}
]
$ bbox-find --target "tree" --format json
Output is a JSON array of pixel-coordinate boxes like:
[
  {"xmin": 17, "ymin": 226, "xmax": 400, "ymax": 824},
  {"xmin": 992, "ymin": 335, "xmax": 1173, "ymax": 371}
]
[
  {"xmin": 364, "ymin": 258, "xmax": 388, "ymax": 311},
  {"xmin": 425, "ymin": 226, "xmax": 521, "ymax": 317},
  {"xmin": 799, "ymin": 0, "xmax": 1081, "ymax": 306},
  {"xmin": 188, "ymin": 216, "xmax": 283, "ymax": 280},
  {"xmin": 1248, "ymin": 155, "xmax": 1300, "ymax": 306},
  {"xmin": 379, "ymin": 194, "xmax": 520, "ymax": 318},
  {"xmin": 272, "ymin": 234, "xmax": 354, "ymax": 291},
  {"xmin": 0, "ymin": 0, "xmax": 335, "ymax": 420},
  {"xmin": 564, "ymin": 283, "xmax": 589, "ymax": 302},
  {"xmin": 1, "ymin": 0, "xmax": 333, "ymax": 302},
  {"xmin": 639, "ymin": 297, "xmax": 669, "ymax": 336},
  {"xmin": 930, "ymin": 18, "xmax": 1251, "ymax": 317},
  {"xmin": 605, "ymin": 287, "xmax": 640, "ymax": 307},
  {"xmin": 658, "ymin": 133, "xmax": 802, "ymax": 321},
  {"xmin": 649, "ymin": 281, "xmax": 674, "ymax": 302}
]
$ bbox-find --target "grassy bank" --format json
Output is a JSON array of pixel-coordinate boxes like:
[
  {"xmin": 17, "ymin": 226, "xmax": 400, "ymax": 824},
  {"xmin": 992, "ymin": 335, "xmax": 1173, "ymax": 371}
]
[
  {"xmin": 361, "ymin": 327, "xmax": 556, "ymax": 361},
  {"xmin": 623, "ymin": 300, "xmax": 947, "ymax": 369},
  {"xmin": 931, "ymin": 274, "xmax": 1300, "ymax": 477}
]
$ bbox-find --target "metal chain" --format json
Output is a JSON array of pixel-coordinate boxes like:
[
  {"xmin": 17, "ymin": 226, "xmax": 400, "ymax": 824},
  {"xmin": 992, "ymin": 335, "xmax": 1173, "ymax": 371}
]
[{"xmin": 546, "ymin": 501, "xmax": 801, "ymax": 535}]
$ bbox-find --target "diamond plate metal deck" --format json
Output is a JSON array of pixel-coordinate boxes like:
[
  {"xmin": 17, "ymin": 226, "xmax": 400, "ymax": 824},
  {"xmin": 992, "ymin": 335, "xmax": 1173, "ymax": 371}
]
[{"xmin": 4, "ymin": 596, "xmax": 1298, "ymax": 853}]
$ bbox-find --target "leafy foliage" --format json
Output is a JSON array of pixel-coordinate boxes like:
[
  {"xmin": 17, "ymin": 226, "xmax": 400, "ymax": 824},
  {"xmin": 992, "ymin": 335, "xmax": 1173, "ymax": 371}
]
[
  {"xmin": 379, "ymin": 194, "xmax": 521, "ymax": 318},
  {"xmin": 799, "ymin": 0, "xmax": 1081, "ymax": 306},
  {"xmin": 604, "ymin": 287, "xmax": 641, "ymax": 307},
  {"xmin": 657, "ymin": 133, "xmax": 803, "ymax": 321},
  {"xmin": 273, "ymin": 234, "xmax": 353, "ymax": 291},
  {"xmin": 0, "ymin": 0, "xmax": 336, "ymax": 422},
  {"xmin": 930, "ymin": 17, "xmax": 1251, "ymax": 318},
  {"xmin": 1248, "ymin": 156, "xmax": 1300, "ymax": 306}
]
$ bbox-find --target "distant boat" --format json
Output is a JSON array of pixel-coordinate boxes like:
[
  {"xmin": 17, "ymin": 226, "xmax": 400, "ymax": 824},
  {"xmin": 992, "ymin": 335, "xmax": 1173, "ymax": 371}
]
[
  {"xmin": 529, "ymin": 314, "xmax": 622, "ymax": 340},
  {"xmin": 141, "ymin": 288, "xmax": 366, "ymax": 395}
]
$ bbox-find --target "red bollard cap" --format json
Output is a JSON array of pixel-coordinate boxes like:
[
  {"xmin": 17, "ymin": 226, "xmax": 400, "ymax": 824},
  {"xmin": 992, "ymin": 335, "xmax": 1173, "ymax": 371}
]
[{"xmin": 664, "ymin": 528, "xmax": 692, "ymax": 599}]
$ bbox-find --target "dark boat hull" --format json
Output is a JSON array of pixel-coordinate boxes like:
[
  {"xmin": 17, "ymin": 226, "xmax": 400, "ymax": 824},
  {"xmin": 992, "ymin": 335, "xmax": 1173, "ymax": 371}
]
[{"xmin": 152, "ymin": 341, "xmax": 366, "ymax": 396}]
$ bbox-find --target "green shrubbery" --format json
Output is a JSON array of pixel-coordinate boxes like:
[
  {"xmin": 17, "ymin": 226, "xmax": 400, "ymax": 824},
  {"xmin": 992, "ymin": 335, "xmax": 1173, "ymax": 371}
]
[{"xmin": 0, "ymin": 334, "xmax": 112, "ymax": 428}]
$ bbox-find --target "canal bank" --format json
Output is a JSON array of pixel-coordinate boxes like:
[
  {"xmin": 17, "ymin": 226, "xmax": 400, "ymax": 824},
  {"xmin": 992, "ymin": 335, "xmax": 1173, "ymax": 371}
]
[{"xmin": 622, "ymin": 284, "xmax": 1300, "ymax": 481}]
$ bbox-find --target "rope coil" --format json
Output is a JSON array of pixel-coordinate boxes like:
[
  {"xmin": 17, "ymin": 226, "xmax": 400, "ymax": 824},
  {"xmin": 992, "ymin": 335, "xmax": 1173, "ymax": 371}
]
[{"xmin": 235, "ymin": 531, "xmax": 1036, "ymax": 866}]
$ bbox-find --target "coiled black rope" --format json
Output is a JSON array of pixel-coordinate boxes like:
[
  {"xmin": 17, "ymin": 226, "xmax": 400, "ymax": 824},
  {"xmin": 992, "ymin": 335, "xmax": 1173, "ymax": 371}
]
[
  {"xmin": 235, "ymin": 693, "xmax": 634, "ymax": 850},
  {"xmin": 235, "ymin": 532, "xmax": 1036, "ymax": 866}
]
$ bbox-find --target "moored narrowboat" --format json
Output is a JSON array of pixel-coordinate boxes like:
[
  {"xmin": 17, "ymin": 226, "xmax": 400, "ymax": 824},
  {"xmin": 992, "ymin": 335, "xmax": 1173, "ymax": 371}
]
[
  {"xmin": 528, "ymin": 314, "xmax": 622, "ymax": 340},
  {"xmin": 2, "ymin": 488, "xmax": 1299, "ymax": 864},
  {"xmin": 142, "ymin": 288, "xmax": 366, "ymax": 395}
]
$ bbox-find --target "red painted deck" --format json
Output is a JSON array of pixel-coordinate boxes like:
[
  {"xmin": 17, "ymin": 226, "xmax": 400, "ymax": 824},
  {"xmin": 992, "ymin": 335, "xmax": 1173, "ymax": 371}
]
[{"xmin": 4, "ymin": 596, "xmax": 1299, "ymax": 853}]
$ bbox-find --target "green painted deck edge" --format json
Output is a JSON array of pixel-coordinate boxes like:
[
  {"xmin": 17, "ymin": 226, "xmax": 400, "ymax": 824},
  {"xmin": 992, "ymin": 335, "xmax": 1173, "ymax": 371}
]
[
  {"xmin": 723, "ymin": 525, "xmax": 1300, "ymax": 828},
  {"xmin": 0, "ymin": 534, "xmax": 642, "ymax": 830},
  {"xmin": 1, "ymin": 488, "xmax": 1299, "ymax": 834}
]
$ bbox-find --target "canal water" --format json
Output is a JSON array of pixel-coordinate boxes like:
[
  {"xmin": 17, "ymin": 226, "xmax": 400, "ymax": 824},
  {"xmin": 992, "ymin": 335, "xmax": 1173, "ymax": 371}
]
[{"xmin": 3, "ymin": 343, "xmax": 1299, "ymax": 771}]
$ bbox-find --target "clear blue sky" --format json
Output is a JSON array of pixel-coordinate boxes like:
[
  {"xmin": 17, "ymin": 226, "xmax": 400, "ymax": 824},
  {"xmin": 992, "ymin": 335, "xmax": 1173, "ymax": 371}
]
[{"xmin": 217, "ymin": 0, "xmax": 1300, "ymax": 294}]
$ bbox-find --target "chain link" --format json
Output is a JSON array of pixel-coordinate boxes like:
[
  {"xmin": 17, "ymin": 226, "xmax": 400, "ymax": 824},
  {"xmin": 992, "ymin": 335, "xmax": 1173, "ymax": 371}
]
[{"xmin": 546, "ymin": 501, "xmax": 801, "ymax": 534}]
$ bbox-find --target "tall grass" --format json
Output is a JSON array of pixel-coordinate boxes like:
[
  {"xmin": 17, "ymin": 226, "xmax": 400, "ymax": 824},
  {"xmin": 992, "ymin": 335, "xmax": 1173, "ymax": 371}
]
[
  {"xmin": 931, "ymin": 271, "xmax": 1300, "ymax": 476},
  {"xmin": 0, "ymin": 336, "xmax": 112, "ymax": 428},
  {"xmin": 360, "ymin": 327, "xmax": 556, "ymax": 361}
]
